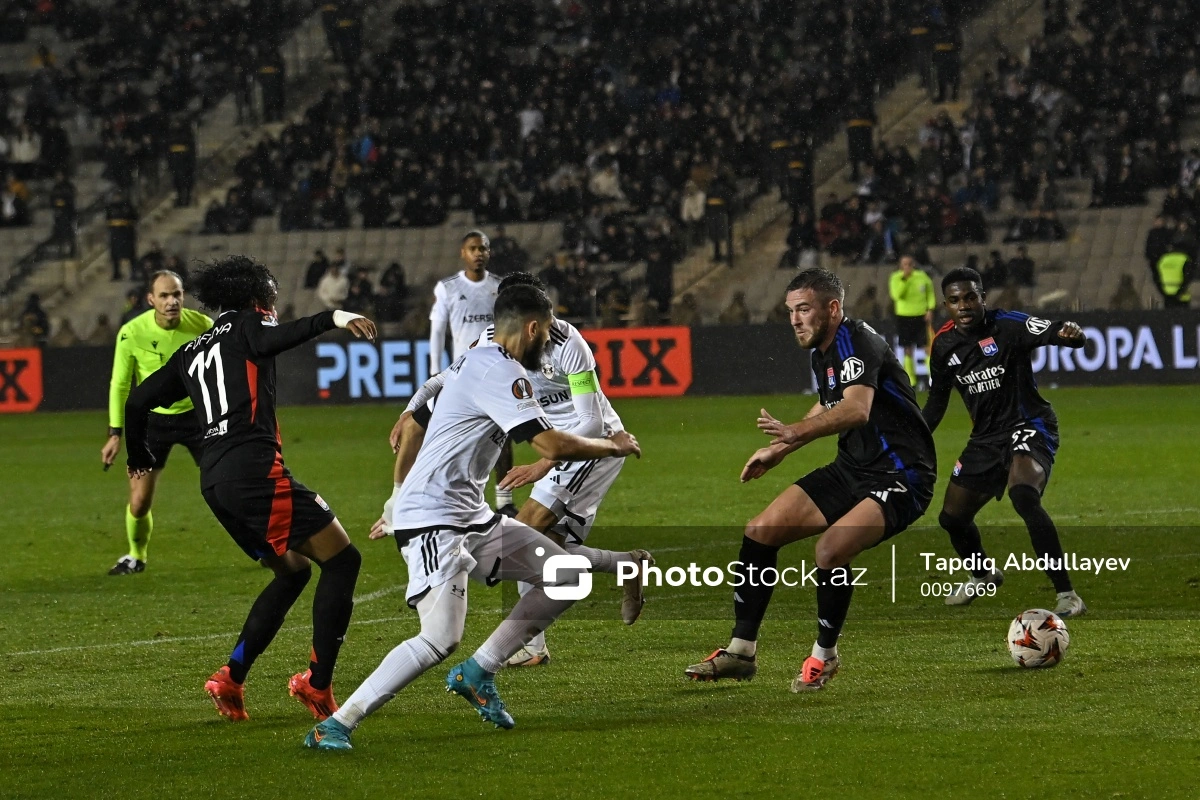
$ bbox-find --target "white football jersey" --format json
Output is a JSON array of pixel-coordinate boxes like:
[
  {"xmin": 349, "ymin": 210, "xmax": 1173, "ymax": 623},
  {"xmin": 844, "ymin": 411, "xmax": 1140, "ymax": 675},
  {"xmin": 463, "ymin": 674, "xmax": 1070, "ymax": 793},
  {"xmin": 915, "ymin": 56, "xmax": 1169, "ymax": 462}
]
[
  {"xmin": 393, "ymin": 342, "xmax": 551, "ymax": 536},
  {"xmin": 430, "ymin": 271, "xmax": 501, "ymax": 371},
  {"xmin": 478, "ymin": 319, "xmax": 622, "ymax": 433}
]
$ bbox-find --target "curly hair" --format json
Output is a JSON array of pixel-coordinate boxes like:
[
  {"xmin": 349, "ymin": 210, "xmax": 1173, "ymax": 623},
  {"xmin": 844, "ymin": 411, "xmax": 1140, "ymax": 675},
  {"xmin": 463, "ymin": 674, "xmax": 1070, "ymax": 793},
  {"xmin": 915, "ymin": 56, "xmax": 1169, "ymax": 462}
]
[{"xmin": 189, "ymin": 255, "xmax": 278, "ymax": 312}]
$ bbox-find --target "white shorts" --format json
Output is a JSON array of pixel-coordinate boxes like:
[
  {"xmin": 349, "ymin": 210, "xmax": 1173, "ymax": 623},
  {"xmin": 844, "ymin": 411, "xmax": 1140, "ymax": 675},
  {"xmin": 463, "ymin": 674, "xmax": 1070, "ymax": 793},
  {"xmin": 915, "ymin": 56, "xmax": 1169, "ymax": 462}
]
[
  {"xmin": 401, "ymin": 515, "xmax": 547, "ymax": 607},
  {"xmin": 529, "ymin": 456, "xmax": 625, "ymax": 544}
]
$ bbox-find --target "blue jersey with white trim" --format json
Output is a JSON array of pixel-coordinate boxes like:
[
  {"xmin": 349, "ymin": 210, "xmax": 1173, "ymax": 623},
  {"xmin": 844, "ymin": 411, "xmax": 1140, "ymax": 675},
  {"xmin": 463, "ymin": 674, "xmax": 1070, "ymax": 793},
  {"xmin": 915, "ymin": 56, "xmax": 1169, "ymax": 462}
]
[
  {"xmin": 928, "ymin": 309, "xmax": 1078, "ymax": 440},
  {"xmin": 810, "ymin": 317, "xmax": 935, "ymax": 475}
]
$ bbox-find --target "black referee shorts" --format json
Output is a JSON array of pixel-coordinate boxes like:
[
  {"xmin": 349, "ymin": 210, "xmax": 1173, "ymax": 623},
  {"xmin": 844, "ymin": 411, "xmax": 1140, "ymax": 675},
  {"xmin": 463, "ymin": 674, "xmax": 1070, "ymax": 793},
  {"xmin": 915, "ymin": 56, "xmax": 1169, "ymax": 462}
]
[
  {"xmin": 202, "ymin": 462, "xmax": 335, "ymax": 561},
  {"xmin": 796, "ymin": 460, "xmax": 934, "ymax": 539},
  {"xmin": 146, "ymin": 411, "xmax": 205, "ymax": 468},
  {"xmin": 895, "ymin": 315, "xmax": 927, "ymax": 348}
]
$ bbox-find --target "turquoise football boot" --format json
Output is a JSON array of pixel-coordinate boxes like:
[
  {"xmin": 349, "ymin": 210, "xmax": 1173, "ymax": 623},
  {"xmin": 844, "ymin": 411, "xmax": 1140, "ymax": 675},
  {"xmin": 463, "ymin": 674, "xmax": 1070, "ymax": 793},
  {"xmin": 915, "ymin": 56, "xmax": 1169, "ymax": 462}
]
[
  {"xmin": 304, "ymin": 716, "xmax": 354, "ymax": 751},
  {"xmin": 445, "ymin": 657, "xmax": 515, "ymax": 729}
]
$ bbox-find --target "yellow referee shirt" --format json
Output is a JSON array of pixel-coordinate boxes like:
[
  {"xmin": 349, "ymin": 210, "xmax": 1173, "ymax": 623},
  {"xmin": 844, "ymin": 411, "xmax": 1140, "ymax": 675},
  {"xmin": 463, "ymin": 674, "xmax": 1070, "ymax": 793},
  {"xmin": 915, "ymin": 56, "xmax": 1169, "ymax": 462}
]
[{"xmin": 108, "ymin": 308, "xmax": 212, "ymax": 428}]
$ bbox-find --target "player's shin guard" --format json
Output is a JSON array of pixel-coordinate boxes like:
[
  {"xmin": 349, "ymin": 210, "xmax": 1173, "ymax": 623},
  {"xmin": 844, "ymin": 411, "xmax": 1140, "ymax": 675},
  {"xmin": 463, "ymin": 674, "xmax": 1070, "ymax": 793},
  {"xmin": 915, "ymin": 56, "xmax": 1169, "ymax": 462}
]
[
  {"xmin": 126, "ymin": 505, "xmax": 153, "ymax": 562},
  {"xmin": 228, "ymin": 567, "xmax": 312, "ymax": 683},
  {"xmin": 815, "ymin": 567, "xmax": 855, "ymax": 649},
  {"xmin": 309, "ymin": 544, "xmax": 361, "ymax": 690},
  {"xmin": 939, "ymin": 511, "xmax": 991, "ymax": 578},
  {"xmin": 730, "ymin": 536, "xmax": 780, "ymax": 642},
  {"xmin": 1009, "ymin": 484, "xmax": 1073, "ymax": 593}
]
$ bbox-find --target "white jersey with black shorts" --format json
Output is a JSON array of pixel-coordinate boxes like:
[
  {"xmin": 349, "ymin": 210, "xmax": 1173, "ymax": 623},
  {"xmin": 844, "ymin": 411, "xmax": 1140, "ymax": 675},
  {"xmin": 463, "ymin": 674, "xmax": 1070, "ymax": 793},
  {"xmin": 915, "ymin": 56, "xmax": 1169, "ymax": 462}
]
[
  {"xmin": 393, "ymin": 342, "xmax": 553, "ymax": 606},
  {"xmin": 407, "ymin": 317, "xmax": 625, "ymax": 544}
]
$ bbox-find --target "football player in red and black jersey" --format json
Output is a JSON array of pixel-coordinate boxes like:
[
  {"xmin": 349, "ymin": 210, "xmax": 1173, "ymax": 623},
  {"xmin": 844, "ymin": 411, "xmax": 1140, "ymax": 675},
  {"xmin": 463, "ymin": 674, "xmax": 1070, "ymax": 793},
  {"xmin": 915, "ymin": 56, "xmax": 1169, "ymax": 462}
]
[
  {"xmin": 923, "ymin": 266, "xmax": 1088, "ymax": 617},
  {"xmin": 124, "ymin": 256, "xmax": 377, "ymax": 721},
  {"xmin": 685, "ymin": 268, "xmax": 937, "ymax": 692}
]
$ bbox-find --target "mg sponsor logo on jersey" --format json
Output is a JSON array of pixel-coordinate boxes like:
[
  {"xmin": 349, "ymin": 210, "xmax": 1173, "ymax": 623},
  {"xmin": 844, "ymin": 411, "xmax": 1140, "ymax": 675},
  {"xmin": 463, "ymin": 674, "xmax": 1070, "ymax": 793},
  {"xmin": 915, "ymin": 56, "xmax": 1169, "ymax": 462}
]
[
  {"xmin": 1025, "ymin": 316, "xmax": 1052, "ymax": 335},
  {"xmin": 581, "ymin": 326, "xmax": 692, "ymax": 398},
  {"xmin": 839, "ymin": 356, "xmax": 865, "ymax": 383},
  {"xmin": 0, "ymin": 348, "xmax": 43, "ymax": 413},
  {"xmin": 979, "ymin": 336, "xmax": 998, "ymax": 356},
  {"xmin": 826, "ymin": 366, "xmax": 836, "ymax": 389}
]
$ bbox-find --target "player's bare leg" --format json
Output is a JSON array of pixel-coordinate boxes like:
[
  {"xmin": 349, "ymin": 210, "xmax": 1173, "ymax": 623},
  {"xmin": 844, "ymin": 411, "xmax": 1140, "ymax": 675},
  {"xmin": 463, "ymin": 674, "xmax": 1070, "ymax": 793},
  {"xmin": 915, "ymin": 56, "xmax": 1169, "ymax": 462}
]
[
  {"xmin": 939, "ymin": 482, "xmax": 1003, "ymax": 605},
  {"xmin": 494, "ymin": 439, "xmax": 517, "ymax": 515},
  {"xmin": 288, "ymin": 520, "xmax": 362, "ymax": 717},
  {"xmin": 109, "ymin": 468, "xmax": 162, "ymax": 574},
  {"xmin": 1008, "ymin": 455, "xmax": 1085, "ymax": 617},
  {"xmin": 687, "ymin": 485, "xmax": 826, "ymax": 683},
  {"xmin": 790, "ymin": 498, "xmax": 887, "ymax": 692}
]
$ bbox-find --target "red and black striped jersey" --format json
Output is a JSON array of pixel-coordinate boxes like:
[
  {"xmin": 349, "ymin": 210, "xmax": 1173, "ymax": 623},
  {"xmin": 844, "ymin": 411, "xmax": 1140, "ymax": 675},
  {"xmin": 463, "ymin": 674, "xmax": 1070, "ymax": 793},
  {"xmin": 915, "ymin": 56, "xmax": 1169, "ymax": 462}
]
[{"xmin": 125, "ymin": 309, "xmax": 337, "ymax": 488}]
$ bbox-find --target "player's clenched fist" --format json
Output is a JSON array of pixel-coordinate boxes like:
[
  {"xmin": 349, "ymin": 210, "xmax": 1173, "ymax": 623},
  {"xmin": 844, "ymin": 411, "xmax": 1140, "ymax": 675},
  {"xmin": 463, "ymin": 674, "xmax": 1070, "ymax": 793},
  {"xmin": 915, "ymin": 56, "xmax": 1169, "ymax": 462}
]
[{"xmin": 609, "ymin": 430, "xmax": 641, "ymax": 458}]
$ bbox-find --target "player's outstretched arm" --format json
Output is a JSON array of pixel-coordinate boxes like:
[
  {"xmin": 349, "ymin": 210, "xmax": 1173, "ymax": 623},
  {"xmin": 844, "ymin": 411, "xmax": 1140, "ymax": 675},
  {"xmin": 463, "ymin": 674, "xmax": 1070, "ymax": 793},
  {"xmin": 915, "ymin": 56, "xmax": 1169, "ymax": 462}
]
[
  {"xmin": 757, "ymin": 386, "xmax": 873, "ymax": 447},
  {"xmin": 246, "ymin": 310, "xmax": 376, "ymax": 359},
  {"xmin": 124, "ymin": 355, "xmax": 190, "ymax": 476},
  {"xmin": 1056, "ymin": 321, "xmax": 1086, "ymax": 348},
  {"xmin": 529, "ymin": 428, "xmax": 640, "ymax": 463}
]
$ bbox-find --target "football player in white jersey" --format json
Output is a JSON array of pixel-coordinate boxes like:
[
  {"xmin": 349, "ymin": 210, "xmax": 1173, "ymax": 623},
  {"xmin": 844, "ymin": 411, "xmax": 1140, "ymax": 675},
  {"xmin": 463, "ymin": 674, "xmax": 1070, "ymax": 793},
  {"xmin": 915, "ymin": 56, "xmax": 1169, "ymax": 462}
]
[
  {"xmin": 305, "ymin": 286, "xmax": 640, "ymax": 750},
  {"xmin": 378, "ymin": 273, "xmax": 653, "ymax": 667},
  {"xmin": 429, "ymin": 230, "xmax": 516, "ymax": 513}
]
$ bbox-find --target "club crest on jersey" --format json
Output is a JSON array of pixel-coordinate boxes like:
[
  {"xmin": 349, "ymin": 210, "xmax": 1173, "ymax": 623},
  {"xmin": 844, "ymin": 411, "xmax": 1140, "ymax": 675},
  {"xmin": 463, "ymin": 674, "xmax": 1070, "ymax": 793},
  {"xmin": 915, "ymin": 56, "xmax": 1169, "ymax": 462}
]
[
  {"xmin": 953, "ymin": 460, "xmax": 963, "ymax": 476},
  {"xmin": 541, "ymin": 362, "xmax": 555, "ymax": 379},
  {"xmin": 826, "ymin": 367, "xmax": 836, "ymax": 389},
  {"xmin": 979, "ymin": 337, "xmax": 998, "ymax": 356},
  {"xmin": 511, "ymin": 378, "xmax": 534, "ymax": 400}
]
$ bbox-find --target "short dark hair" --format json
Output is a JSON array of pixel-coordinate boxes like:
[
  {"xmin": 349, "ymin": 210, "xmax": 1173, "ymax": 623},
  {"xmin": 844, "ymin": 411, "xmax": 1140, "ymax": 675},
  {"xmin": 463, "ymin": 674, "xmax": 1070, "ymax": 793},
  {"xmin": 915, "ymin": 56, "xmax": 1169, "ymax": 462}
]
[
  {"xmin": 494, "ymin": 284, "xmax": 552, "ymax": 329},
  {"xmin": 190, "ymin": 255, "xmax": 278, "ymax": 312},
  {"xmin": 497, "ymin": 271, "xmax": 547, "ymax": 294},
  {"xmin": 941, "ymin": 267, "xmax": 983, "ymax": 292},
  {"xmin": 786, "ymin": 267, "xmax": 845, "ymax": 303},
  {"xmin": 462, "ymin": 229, "xmax": 491, "ymax": 246}
]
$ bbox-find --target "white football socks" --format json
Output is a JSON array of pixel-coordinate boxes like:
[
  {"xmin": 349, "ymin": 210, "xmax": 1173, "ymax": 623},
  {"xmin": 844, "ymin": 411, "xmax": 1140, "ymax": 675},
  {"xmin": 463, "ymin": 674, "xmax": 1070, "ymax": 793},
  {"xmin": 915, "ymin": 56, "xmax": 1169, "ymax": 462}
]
[{"xmin": 727, "ymin": 637, "xmax": 757, "ymax": 657}]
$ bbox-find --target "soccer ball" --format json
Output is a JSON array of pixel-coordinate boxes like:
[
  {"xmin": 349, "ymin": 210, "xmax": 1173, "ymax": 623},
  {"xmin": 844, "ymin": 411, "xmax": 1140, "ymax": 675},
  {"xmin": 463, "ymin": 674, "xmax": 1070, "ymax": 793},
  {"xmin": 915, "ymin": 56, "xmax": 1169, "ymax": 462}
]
[{"xmin": 1007, "ymin": 609, "xmax": 1069, "ymax": 668}]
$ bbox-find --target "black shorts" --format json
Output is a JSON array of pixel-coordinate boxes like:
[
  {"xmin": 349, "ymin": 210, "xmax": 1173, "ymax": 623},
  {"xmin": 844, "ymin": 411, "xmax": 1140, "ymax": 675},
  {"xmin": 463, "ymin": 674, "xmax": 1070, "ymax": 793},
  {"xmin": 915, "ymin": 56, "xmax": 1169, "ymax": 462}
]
[
  {"xmin": 950, "ymin": 425, "xmax": 1059, "ymax": 500},
  {"xmin": 795, "ymin": 460, "xmax": 934, "ymax": 539},
  {"xmin": 201, "ymin": 467, "xmax": 335, "ymax": 561},
  {"xmin": 895, "ymin": 315, "xmax": 926, "ymax": 348},
  {"xmin": 147, "ymin": 411, "xmax": 205, "ymax": 468}
]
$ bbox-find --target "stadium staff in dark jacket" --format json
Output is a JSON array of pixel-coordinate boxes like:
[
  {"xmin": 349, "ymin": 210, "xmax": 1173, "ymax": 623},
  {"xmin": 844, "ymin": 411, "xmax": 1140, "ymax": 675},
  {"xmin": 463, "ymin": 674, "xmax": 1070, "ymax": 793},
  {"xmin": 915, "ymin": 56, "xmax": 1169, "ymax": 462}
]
[
  {"xmin": 166, "ymin": 119, "xmax": 196, "ymax": 207},
  {"xmin": 844, "ymin": 93, "xmax": 876, "ymax": 182},
  {"xmin": 106, "ymin": 191, "xmax": 138, "ymax": 281}
]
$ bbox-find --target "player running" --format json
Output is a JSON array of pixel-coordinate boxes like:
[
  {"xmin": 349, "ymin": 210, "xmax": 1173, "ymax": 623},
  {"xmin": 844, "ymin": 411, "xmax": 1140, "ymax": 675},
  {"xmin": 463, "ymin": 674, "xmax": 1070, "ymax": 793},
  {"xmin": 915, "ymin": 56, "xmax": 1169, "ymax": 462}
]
[
  {"xmin": 685, "ymin": 268, "xmax": 936, "ymax": 692},
  {"xmin": 377, "ymin": 272, "xmax": 652, "ymax": 668},
  {"xmin": 922, "ymin": 266, "xmax": 1088, "ymax": 617},
  {"xmin": 305, "ymin": 285, "xmax": 640, "ymax": 750},
  {"xmin": 102, "ymin": 270, "xmax": 212, "ymax": 575},
  {"xmin": 124, "ymin": 256, "xmax": 376, "ymax": 722},
  {"xmin": 430, "ymin": 230, "xmax": 516, "ymax": 513}
]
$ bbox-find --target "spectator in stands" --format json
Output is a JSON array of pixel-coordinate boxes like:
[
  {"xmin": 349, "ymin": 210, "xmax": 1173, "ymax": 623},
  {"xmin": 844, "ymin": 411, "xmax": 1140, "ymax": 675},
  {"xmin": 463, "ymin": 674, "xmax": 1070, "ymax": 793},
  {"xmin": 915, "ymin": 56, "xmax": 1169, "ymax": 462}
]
[
  {"xmin": 360, "ymin": 184, "xmax": 392, "ymax": 228},
  {"xmin": 1145, "ymin": 216, "xmax": 1174, "ymax": 275},
  {"xmin": 135, "ymin": 241, "xmax": 165, "ymax": 284},
  {"xmin": 305, "ymin": 250, "xmax": 331, "ymax": 290},
  {"xmin": 202, "ymin": 200, "xmax": 227, "ymax": 235},
  {"xmin": 120, "ymin": 288, "xmax": 148, "ymax": 324},
  {"xmin": 489, "ymin": 226, "xmax": 528, "ymax": 276},
  {"xmin": 87, "ymin": 314, "xmax": 117, "ymax": 347},
  {"xmin": 0, "ymin": 184, "xmax": 29, "ymax": 226},
  {"xmin": 105, "ymin": 191, "xmax": 138, "ymax": 281},
  {"xmin": 343, "ymin": 267, "xmax": 375, "ymax": 315},
  {"xmin": 50, "ymin": 172, "xmax": 77, "ymax": 256},
  {"xmin": 377, "ymin": 261, "xmax": 408, "ymax": 322},
  {"xmin": 1109, "ymin": 274, "xmax": 1142, "ymax": 312},
  {"xmin": 50, "ymin": 318, "xmax": 80, "ymax": 348},
  {"xmin": 680, "ymin": 180, "xmax": 706, "ymax": 245},
  {"xmin": 718, "ymin": 291, "xmax": 751, "ymax": 326},
  {"xmin": 166, "ymin": 118, "xmax": 196, "ymax": 207},
  {"xmin": 317, "ymin": 262, "xmax": 350, "ymax": 310},
  {"xmin": 851, "ymin": 284, "xmax": 885, "ymax": 326},
  {"xmin": 949, "ymin": 201, "xmax": 989, "ymax": 244},
  {"xmin": 671, "ymin": 293, "xmax": 700, "ymax": 327},
  {"xmin": 982, "ymin": 250, "xmax": 1008, "ymax": 289},
  {"xmin": 1008, "ymin": 246, "xmax": 1036, "ymax": 287},
  {"xmin": 21, "ymin": 294, "xmax": 50, "ymax": 346},
  {"xmin": 9, "ymin": 123, "xmax": 41, "ymax": 179},
  {"xmin": 706, "ymin": 173, "xmax": 733, "ymax": 262}
]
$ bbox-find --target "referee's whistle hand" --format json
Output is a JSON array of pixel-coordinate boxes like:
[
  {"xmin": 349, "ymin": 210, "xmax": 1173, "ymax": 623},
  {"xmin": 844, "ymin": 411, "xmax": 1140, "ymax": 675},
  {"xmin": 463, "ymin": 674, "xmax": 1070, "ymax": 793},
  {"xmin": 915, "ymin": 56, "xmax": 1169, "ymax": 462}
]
[{"xmin": 101, "ymin": 435, "xmax": 120, "ymax": 467}]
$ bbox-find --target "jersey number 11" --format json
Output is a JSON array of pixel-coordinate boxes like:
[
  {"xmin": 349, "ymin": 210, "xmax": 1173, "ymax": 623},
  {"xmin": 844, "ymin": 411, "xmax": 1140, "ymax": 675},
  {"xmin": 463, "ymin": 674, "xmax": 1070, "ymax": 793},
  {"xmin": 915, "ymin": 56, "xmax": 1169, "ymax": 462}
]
[{"xmin": 187, "ymin": 343, "xmax": 229, "ymax": 424}]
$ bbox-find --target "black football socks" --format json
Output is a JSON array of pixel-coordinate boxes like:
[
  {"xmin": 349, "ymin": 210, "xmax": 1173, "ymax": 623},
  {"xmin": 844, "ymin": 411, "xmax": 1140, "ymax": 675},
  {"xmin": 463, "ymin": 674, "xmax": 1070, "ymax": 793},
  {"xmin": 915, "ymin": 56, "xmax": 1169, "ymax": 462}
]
[
  {"xmin": 308, "ymin": 544, "xmax": 362, "ymax": 690},
  {"xmin": 227, "ymin": 567, "xmax": 312, "ymax": 683}
]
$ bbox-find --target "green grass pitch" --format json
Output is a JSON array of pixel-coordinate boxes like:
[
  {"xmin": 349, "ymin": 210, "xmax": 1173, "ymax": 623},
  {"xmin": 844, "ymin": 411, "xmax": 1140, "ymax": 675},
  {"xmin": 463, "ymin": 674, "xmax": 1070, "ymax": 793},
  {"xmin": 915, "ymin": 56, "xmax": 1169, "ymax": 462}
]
[{"xmin": 1, "ymin": 387, "xmax": 1198, "ymax": 798}]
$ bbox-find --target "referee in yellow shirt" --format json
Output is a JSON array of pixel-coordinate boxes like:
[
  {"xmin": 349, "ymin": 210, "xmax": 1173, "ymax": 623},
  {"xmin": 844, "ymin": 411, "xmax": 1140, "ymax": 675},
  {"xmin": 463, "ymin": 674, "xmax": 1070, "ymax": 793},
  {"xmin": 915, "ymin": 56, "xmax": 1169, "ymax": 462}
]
[
  {"xmin": 101, "ymin": 270, "xmax": 212, "ymax": 574},
  {"xmin": 888, "ymin": 255, "xmax": 936, "ymax": 387}
]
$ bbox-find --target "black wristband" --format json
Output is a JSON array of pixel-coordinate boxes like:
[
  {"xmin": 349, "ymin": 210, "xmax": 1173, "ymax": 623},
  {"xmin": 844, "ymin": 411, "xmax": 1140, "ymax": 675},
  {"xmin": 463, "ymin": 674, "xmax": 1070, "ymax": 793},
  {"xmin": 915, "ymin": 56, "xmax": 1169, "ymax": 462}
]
[{"xmin": 108, "ymin": 426, "xmax": 123, "ymax": 437}]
